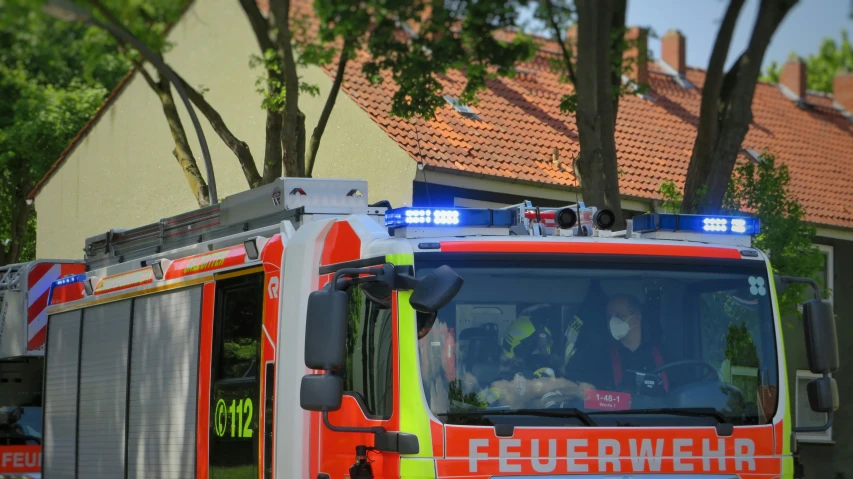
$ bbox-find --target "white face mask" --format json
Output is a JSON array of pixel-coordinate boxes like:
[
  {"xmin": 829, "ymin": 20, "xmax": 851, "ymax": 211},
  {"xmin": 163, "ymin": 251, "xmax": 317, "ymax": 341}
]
[{"xmin": 609, "ymin": 316, "xmax": 633, "ymax": 340}]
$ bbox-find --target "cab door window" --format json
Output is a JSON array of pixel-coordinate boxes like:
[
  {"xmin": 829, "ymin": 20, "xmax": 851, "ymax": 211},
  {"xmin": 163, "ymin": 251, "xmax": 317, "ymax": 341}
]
[
  {"xmin": 339, "ymin": 284, "xmax": 394, "ymax": 419},
  {"xmin": 210, "ymin": 272, "xmax": 263, "ymax": 479}
]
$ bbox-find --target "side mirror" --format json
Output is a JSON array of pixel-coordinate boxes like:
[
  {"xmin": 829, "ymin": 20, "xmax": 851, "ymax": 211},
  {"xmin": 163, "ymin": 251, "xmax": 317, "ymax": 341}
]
[
  {"xmin": 807, "ymin": 376, "xmax": 839, "ymax": 414},
  {"xmin": 794, "ymin": 376, "xmax": 839, "ymax": 434},
  {"xmin": 300, "ymin": 374, "xmax": 343, "ymax": 411},
  {"xmin": 304, "ymin": 288, "xmax": 349, "ymax": 370},
  {"xmin": 802, "ymin": 298, "xmax": 839, "ymax": 374},
  {"xmin": 410, "ymin": 265, "xmax": 463, "ymax": 313},
  {"xmin": 300, "ymin": 288, "xmax": 347, "ymax": 413}
]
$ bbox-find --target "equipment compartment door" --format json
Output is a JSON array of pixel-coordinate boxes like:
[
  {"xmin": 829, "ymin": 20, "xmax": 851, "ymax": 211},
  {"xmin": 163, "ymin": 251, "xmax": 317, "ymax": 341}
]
[{"xmin": 209, "ymin": 271, "xmax": 264, "ymax": 479}]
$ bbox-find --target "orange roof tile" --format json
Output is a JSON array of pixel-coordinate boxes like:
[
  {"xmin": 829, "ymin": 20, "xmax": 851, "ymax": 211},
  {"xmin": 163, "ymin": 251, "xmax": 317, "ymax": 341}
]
[{"xmin": 321, "ymin": 36, "xmax": 853, "ymax": 229}]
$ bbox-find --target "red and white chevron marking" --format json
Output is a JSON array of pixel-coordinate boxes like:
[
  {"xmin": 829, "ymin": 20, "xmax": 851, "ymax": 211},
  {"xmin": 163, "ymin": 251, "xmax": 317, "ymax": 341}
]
[{"xmin": 26, "ymin": 262, "xmax": 84, "ymax": 352}]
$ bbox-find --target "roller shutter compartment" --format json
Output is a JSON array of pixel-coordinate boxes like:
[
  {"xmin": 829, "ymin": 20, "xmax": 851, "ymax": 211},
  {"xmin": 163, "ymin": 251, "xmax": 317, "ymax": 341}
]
[
  {"xmin": 77, "ymin": 300, "xmax": 132, "ymax": 479},
  {"xmin": 43, "ymin": 310, "xmax": 82, "ymax": 479},
  {"xmin": 127, "ymin": 286, "xmax": 201, "ymax": 479}
]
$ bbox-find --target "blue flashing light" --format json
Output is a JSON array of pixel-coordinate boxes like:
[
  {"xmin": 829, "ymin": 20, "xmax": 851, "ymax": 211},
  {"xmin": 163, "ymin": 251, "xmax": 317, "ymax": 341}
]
[
  {"xmin": 633, "ymin": 213, "xmax": 760, "ymax": 235},
  {"xmin": 384, "ymin": 207, "xmax": 516, "ymax": 229},
  {"xmin": 48, "ymin": 273, "xmax": 87, "ymax": 305},
  {"xmin": 52, "ymin": 273, "xmax": 87, "ymax": 287}
]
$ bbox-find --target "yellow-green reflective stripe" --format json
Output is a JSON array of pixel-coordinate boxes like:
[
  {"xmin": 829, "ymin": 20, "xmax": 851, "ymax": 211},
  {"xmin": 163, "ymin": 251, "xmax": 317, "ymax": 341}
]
[
  {"xmin": 766, "ymin": 258, "xmax": 793, "ymax": 456},
  {"xmin": 400, "ymin": 458, "xmax": 437, "ymax": 479},
  {"xmin": 388, "ymin": 252, "xmax": 435, "ymax": 464}
]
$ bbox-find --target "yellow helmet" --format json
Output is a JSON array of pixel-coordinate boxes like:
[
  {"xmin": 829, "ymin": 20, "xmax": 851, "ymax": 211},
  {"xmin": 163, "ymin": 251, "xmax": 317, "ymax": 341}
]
[{"xmin": 501, "ymin": 314, "xmax": 553, "ymax": 360}]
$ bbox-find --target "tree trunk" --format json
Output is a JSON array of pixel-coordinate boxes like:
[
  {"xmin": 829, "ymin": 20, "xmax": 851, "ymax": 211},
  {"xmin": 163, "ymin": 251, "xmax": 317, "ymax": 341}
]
[
  {"xmin": 296, "ymin": 110, "xmax": 306, "ymax": 177},
  {"xmin": 154, "ymin": 75, "xmax": 210, "ymax": 206},
  {"xmin": 609, "ymin": 0, "xmax": 627, "ymax": 121},
  {"xmin": 573, "ymin": 0, "xmax": 608, "ymax": 211},
  {"xmin": 306, "ymin": 45, "xmax": 352, "ymax": 177},
  {"xmin": 269, "ymin": 0, "xmax": 303, "ymax": 178},
  {"xmin": 698, "ymin": 0, "xmax": 798, "ymax": 213},
  {"xmin": 239, "ymin": 0, "xmax": 285, "ymax": 184},
  {"xmin": 574, "ymin": 0, "xmax": 626, "ymax": 230},
  {"xmin": 264, "ymin": 111, "xmax": 284, "ymax": 181},
  {"xmin": 600, "ymin": 0, "xmax": 627, "ymax": 230},
  {"xmin": 681, "ymin": 0, "xmax": 745, "ymax": 213}
]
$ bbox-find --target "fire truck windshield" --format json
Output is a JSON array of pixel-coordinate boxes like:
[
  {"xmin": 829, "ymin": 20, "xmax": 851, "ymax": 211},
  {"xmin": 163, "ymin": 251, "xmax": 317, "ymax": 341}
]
[{"xmin": 414, "ymin": 254, "xmax": 779, "ymax": 428}]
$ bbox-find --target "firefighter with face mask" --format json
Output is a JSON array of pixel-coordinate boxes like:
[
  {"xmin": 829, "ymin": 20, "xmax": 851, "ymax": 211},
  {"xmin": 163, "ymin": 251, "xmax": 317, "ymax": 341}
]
[{"xmin": 574, "ymin": 294, "xmax": 670, "ymax": 394}]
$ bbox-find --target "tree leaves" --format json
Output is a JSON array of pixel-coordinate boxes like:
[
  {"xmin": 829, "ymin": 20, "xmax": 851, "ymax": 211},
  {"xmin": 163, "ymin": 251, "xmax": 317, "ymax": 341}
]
[
  {"xmin": 360, "ymin": 0, "xmax": 536, "ymax": 121},
  {"xmin": 721, "ymin": 151, "xmax": 824, "ymax": 317},
  {"xmin": 0, "ymin": 0, "xmax": 137, "ymax": 264}
]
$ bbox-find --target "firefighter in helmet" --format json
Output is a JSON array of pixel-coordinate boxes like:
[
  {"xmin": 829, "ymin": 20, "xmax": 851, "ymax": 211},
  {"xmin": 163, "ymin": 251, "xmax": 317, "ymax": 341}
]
[{"xmin": 476, "ymin": 304, "xmax": 593, "ymax": 408}]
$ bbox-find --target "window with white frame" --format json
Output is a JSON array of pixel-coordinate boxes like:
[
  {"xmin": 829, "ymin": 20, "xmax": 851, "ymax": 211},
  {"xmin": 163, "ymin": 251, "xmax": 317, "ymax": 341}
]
[{"xmin": 795, "ymin": 370, "xmax": 833, "ymax": 443}]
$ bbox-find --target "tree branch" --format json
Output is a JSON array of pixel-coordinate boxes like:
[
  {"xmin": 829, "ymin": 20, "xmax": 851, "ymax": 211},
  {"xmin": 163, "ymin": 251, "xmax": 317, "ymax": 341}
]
[
  {"xmin": 702, "ymin": 0, "xmax": 798, "ymax": 213},
  {"xmin": 681, "ymin": 0, "xmax": 745, "ymax": 213},
  {"xmin": 306, "ymin": 43, "xmax": 352, "ymax": 177},
  {"xmin": 239, "ymin": 0, "xmax": 277, "ymax": 54},
  {"xmin": 154, "ymin": 73, "xmax": 210, "ymax": 206},
  {"xmin": 171, "ymin": 71, "xmax": 263, "ymax": 187},
  {"xmin": 543, "ymin": 0, "xmax": 578, "ymax": 86}
]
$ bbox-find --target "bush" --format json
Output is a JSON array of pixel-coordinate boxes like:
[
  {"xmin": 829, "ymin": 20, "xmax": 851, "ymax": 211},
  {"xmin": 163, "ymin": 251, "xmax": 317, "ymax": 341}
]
[{"xmin": 658, "ymin": 150, "xmax": 825, "ymax": 319}]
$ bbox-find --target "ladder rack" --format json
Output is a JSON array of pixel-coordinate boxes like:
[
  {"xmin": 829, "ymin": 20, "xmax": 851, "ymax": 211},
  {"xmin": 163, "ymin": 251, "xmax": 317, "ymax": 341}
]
[
  {"xmin": 83, "ymin": 178, "xmax": 381, "ymax": 270},
  {"xmin": 0, "ymin": 262, "xmax": 25, "ymax": 292}
]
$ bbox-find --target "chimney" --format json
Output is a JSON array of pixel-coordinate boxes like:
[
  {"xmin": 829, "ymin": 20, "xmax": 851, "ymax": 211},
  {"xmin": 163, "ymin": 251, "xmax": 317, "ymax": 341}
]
[
  {"xmin": 661, "ymin": 29, "xmax": 686, "ymax": 76},
  {"xmin": 623, "ymin": 26, "xmax": 649, "ymax": 85},
  {"xmin": 780, "ymin": 54, "xmax": 806, "ymax": 101},
  {"xmin": 833, "ymin": 69, "xmax": 853, "ymax": 113}
]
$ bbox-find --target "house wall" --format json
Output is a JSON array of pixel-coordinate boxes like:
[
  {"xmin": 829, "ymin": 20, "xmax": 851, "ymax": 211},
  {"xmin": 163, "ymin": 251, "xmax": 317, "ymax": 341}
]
[
  {"xmin": 33, "ymin": 0, "xmax": 415, "ymax": 260},
  {"xmin": 784, "ymin": 237, "xmax": 853, "ymax": 479}
]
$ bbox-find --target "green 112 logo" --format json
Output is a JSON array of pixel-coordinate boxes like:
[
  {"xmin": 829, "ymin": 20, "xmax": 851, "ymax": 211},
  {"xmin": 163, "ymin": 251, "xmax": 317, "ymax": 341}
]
[{"xmin": 215, "ymin": 398, "xmax": 254, "ymax": 438}]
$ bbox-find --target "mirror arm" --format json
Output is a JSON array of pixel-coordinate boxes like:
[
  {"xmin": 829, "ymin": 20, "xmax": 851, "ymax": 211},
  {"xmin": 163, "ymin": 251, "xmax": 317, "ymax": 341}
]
[
  {"xmin": 330, "ymin": 264, "xmax": 419, "ymax": 291},
  {"xmin": 779, "ymin": 275, "xmax": 821, "ymax": 300},
  {"xmin": 793, "ymin": 410, "xmax": 834, "ymax": 433},
  {"xmin": 332, "ymin": 266, "xmax": 387, "ymax": 291},
  {"xmin": 323, "ymin": 411, "xmax": 386, "ymax": 435}
]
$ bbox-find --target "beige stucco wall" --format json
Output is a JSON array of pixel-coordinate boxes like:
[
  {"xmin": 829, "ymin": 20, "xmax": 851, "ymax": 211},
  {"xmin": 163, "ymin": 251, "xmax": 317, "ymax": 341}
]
[{"xmin": 34, "ymin": 0, "xmax": 416, "ymax": 260}]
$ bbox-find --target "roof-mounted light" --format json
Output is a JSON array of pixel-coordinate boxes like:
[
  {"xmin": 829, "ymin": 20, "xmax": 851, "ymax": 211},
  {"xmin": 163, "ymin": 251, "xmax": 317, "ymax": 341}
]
[
  {"xmin": 633, "ymin": 213, "xmax": 760, "ymax": 235},
  {"xmin": 384, "ymin": 207, "xmax": 517, "ymax": 229}
]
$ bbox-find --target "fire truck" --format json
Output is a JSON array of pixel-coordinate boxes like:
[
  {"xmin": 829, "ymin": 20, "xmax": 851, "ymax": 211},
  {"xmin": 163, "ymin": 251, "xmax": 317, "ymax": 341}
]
[
  {"xmin": 39, "ymin": 177, "xmax": 838, "ymax": 479},
  {"xmin": 0, "ymin": 259, "xmax": 84, "ymax": 478}
]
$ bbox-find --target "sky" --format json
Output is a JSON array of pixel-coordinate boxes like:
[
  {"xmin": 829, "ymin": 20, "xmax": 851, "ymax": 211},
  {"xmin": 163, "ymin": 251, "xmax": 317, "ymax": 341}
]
[{"xmin": 520, "ymin": 0, "xmax": 852, "ymax": 72}]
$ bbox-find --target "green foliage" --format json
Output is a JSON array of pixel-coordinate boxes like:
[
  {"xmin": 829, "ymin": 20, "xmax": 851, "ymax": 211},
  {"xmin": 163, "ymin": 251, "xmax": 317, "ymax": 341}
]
[
  {"xmin": 721, "ymin": 151, "xmax": 825, "ymax": 317},
  {"xmin": 0, "ymin": 0, "xmax": 136, "ymax": 263},
  {"xmin": 659, "ymin": 152, "xmax": 824, "ymax": 320},
  {"xmin": 657, "ymin": 179, "xmax": 706, "ymax": 213},
  {"xmin": 361, "ymin": 0, "xmax": 537, "ymax": 120},
  {"xmin": 761, "ymin": 29, "xmax": 853, "ymax": 93},
  {"xmin": 250, "ymin": 49, "xmax": 287, "ymax": 112}
]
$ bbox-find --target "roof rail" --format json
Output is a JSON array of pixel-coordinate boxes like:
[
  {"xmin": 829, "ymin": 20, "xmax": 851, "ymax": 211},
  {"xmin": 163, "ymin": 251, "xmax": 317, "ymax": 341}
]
[{"xmin": 83, "ymin": 178, "xmax": 373, "ymax": 270}]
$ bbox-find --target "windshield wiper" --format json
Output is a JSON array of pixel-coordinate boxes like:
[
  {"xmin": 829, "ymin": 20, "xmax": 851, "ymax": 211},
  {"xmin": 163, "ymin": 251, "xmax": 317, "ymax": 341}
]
[
  {"xmin": 587, "ymin": 407, "xmax": 734, "ymax": 435},
  {"xmin": 438, "ymin": 408, "xmax": 597, "ymax": 427}
]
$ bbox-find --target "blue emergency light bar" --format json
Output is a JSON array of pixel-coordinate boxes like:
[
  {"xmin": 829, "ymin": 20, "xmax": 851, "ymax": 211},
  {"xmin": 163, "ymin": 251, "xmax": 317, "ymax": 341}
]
[
  {"xmin": 632, "ymin": 213, "xmax": 760, "ymax": 235},
  {"xmin": 384, "ymin": 207, "xmax": 517, "ymax": 229}
]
